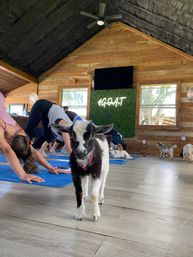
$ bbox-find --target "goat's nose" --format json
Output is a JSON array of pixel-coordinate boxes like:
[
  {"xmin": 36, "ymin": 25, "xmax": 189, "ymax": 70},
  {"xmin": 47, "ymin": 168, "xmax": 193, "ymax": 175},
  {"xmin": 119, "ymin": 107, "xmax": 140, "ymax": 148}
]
[{"xmin": 77, "ymin": 149, "xmax": 87, "ymax": 158}]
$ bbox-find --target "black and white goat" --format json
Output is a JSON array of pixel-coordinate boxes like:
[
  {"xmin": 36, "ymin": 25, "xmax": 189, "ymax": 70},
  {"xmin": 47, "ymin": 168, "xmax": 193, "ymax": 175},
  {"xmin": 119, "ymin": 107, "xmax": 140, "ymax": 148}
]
[{"xmin": 53, "ymin": 119, "xmax": 113, "ymax": 221}]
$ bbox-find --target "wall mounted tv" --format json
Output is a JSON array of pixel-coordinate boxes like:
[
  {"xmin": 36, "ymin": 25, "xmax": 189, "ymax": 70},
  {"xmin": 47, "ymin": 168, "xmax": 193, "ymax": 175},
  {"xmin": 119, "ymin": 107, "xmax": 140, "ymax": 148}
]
[{"xmin": 94, "ymin": 66, "xmax": 133, "ymax": 90}]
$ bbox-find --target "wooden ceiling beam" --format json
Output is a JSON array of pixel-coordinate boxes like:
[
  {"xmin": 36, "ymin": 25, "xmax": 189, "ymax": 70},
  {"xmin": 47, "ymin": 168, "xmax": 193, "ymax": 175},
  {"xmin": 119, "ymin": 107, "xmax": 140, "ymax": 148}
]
[{"xmin": 0, "ymin": 60, "xmax": 38, "ymax": 83}]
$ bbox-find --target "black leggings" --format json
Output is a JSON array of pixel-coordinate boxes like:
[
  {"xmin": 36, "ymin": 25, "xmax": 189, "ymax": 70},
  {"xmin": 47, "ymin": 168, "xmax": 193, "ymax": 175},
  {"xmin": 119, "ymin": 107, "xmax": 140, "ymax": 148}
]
[{"xmin": 25, "ymin": 99, "xmax": 54, "ymax": 149}]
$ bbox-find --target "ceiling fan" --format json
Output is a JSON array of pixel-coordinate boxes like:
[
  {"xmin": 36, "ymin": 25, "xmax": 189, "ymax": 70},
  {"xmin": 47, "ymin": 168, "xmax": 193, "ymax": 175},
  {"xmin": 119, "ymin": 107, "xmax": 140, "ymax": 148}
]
[{"xmin": 80, "ymin": 2, "xmax": 122, "ymax": 29}]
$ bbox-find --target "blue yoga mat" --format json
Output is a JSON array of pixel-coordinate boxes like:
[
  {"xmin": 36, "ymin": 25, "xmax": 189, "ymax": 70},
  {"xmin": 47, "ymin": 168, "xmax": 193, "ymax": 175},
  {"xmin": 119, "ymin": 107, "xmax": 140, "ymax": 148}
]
[
  {"xmin": 47, "ymin": 154, "xmax": 69, "ymax": 160},
  {"xmin": 0, "ymin": 154, "xmax": 131, "ymax": 166},
  {"xmin": 0, "ymin": 164, "xmax": 72, "ymax": 187},
  {"xmin": 0, "ymin": 154, "xmax": 70, "ymax": 169},
  {"xmin": 109, "ymin": 159, "xmax": 128, "ymax": 165},
  {"xmin": 48, "ymin": 158, "xmax": 128, "ymax": 165},
  {"xmin": 0, "ymin": 154, "xmax": 70, "ymax": 162},
  {"xmin": 48, "ymin": 157, "xmax": 129, "ymax": 166},
  {"xmin": 0, "ymin": 154, "xmax": 6, "ymax": 162},
  {"xmin": 109, "ymin": 155, "xmax": 140, "ymax": 165},
  {"xmin": 47, "ymin": 159, "xmax": 70, "ymax": 168}
]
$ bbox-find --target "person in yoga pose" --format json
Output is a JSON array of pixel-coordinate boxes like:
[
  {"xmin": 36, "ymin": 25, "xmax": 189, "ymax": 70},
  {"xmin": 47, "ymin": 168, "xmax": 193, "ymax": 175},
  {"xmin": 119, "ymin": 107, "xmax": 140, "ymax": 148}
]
[
  {"xmin": 25, "ymin": 99, "xmax": 73, "ymax": 156},
  {"xmin": 63, "ymin": 106, "xmax": 78, "ymax": 122},
  {"xmin": 48, "ymin": 106, "xmax": 81, "ymax": 154},
  {"xmin": 0, "ymin": 92, "xmax": 60, "ymax": 183}
]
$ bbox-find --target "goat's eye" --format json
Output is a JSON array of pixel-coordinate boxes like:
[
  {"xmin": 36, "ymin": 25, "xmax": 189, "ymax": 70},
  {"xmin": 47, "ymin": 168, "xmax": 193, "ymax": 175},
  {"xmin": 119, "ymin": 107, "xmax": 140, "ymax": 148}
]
[{"xmin": 84, "ymin": 131, "xmax": 91, "ymax": 141}]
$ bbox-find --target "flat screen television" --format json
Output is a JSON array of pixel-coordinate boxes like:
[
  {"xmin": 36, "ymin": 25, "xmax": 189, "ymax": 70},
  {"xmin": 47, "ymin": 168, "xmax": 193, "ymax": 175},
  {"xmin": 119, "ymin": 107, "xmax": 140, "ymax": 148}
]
[{"xmin": 94, "ymin": 66, "xmax": 133, "ymax": 90}]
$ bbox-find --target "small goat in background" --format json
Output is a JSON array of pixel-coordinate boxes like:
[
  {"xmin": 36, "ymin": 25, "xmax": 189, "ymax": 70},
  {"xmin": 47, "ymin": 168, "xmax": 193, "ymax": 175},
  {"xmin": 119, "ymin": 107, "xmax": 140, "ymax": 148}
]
[
  {"xmin": 181, "ymin": 144, "xmax": 193, "ymax": 161},
  {"xmin": 53, "ymin": 120, "xmax": 113, "ymax": 221},
  {"xmin": 156, "ymin": 142, "xmax": 177, "ymax": 160}
]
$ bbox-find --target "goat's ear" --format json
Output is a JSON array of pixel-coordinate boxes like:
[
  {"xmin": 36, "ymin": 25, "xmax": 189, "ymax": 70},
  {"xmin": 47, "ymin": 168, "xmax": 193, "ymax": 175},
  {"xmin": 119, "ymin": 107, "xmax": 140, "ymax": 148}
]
[
  {"xmin": 51, "ymin": 123, "xmax": 71, "ymax": 133},
  {"xmin": 93, "ymin": 123, "xmax": 114, "ymax": 134}
]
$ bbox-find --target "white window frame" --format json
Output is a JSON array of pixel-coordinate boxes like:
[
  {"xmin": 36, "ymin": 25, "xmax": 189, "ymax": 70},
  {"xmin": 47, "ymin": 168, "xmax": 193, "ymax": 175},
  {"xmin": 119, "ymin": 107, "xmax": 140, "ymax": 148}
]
[
  {"xmin": 59, "ymin": 86, "xmax": 90, "ymax": 119},
  {"xmin": 137, "ymin": 82, "xmax": 180, "ymax": 130},
  {"xmin": 8, "ymin": 104, "xmax": 26, "ymax": 116}
]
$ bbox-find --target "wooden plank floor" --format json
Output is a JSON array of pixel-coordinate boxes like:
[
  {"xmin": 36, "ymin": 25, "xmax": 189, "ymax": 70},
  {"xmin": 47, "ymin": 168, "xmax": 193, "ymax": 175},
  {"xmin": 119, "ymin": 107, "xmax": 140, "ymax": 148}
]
[{"xmin": 0, "ymin": 156, "xmax": 193, "ymax": 257}]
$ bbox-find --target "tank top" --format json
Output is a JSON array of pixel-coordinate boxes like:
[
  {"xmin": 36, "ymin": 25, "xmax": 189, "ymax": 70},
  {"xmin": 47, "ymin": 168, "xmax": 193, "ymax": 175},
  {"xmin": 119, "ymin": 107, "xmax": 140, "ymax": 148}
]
[
  {"xmin": 0, "ymin": 92, "xmax": 17, "ymax": 127},
  {"xmin": 0, "ymin": 92, "xmax": 23, "ymax": 144}
]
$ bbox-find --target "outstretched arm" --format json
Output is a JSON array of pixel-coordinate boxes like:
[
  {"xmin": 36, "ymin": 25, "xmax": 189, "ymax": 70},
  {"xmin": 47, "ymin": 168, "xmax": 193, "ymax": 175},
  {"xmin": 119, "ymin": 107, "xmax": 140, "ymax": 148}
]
[
  {"xmin": 31, "ymin": 145, "xmax": 53, "ymax": 170},
  {"xmin": 58, "ymin": 119, "xmax": 72, "ymax": 154},
  {"xmin": 0, "ymin": 127, "xmax": 44, "ymax": 183},
  {"xmin": 62, "ymin": 132, "xmax": 72, "ymax": 154},
  {"xmin": 31, "ymin": 145, "xmax": 61, "ymax": 174}
]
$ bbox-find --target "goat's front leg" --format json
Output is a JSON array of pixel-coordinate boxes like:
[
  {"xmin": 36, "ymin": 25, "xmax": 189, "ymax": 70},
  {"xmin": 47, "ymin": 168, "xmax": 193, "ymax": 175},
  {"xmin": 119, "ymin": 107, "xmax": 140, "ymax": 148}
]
[
  {"xmin": 99, "ymin": 176, "xmax": 106, "ymax": 205},
  {"xmin": 169, "ymin": 150, "xmax": 173, "ymax": 160},
  {"xmin": 91, "ymin": 178, "xmax": 101, "ymax": 221},
  {"xmin": 99, "ymin": 164, "xmax": 109, "ymax": 205},
  {"xmin": 81, "ymin": 175, "xmax": 89, "ymax": 198},
  {"xmin": 73, "ymin": 175, "xmax": 85, "ymax": 220}
]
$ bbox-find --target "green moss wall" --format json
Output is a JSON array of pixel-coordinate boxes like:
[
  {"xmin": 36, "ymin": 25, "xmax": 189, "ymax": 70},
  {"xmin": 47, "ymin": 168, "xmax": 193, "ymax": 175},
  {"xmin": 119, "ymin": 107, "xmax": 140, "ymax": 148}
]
[{"xmin": 90, "ymin": 89, "xmax": 136, "ymax": 137}]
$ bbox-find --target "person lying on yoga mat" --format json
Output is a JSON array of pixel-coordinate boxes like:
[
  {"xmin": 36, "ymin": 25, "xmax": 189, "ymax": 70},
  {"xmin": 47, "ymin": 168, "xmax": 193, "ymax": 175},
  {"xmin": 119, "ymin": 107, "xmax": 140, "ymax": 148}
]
[
  {"xmin": 0, "ymin": 92, "xmax": 60, "ymax": 183},
  {"xmin": 25, "ymin": 99, "xmax": 73, "ymax": 156}
]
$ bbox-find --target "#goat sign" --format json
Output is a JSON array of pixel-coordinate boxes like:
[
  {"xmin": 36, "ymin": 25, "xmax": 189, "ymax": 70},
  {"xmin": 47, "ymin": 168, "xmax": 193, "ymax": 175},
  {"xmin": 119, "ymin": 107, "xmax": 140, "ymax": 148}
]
[
  {"xmin": 98, "ymin": 96, "xmax": 127, "ymax": 108},
  {"xmin": 90, "ymin": 89, "xmax": 136, "ymax": 137}
]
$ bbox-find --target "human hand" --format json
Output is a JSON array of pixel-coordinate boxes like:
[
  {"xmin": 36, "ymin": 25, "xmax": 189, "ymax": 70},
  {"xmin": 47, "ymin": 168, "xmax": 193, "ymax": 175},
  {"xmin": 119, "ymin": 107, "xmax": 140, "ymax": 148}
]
[
  {"xmin": 58, "ymin": 168, "xmax": 71, "ymax": 174},
  {"xmin": 21, "ymin": 174, "xmax": 45, "ymax": 184},
  {"xmin": 48, "ymin": 166, "xmax": 61, "ymax": 174},
  {"xmin": 48, "ymin": 167, "xmax": 71, "ymax": 174}
]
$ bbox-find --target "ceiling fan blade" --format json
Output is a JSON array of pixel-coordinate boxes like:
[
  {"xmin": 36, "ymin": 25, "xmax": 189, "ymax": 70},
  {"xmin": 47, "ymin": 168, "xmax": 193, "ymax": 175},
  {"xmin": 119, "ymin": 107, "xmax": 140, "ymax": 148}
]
[
  {"xmin": 105, "ymin": 14, "xmax": 122, "ymax": 20},
  {"xmin": 104, "ymin": 21, "xmax": 111, "ymax": 29},
  {"xmin": 99, "ymin": 2, "xmax": 106, "ymax": 17},
  {"xmin": 87, "ymin": 20, "xmax": 97, "ymax": 29},
  {"xmin": 80, "ymin": 11, "xmax": 98, "ymax": 20}
]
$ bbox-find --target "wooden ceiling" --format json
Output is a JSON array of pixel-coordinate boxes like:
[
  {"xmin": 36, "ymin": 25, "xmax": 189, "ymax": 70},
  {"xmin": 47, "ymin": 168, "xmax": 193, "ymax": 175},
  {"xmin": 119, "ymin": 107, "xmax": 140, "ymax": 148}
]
[
  {"xmin": 0, "ymin": 60, "xmax": 37, "ymax": 95},
  {"xmin": 1, "ymin": 0, "xmax": 193, "ymax": 93},
  {"xmin": 0, "ymin": 68, "xmax": 29, "ymax": 93}
]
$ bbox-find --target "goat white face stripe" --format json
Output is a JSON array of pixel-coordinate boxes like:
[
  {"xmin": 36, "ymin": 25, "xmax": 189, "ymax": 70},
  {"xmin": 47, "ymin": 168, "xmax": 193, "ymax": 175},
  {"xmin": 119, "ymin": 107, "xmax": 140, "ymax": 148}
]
[{"xmin": 73, "ymin": 120, "xmax": 89, "ymax": 152}]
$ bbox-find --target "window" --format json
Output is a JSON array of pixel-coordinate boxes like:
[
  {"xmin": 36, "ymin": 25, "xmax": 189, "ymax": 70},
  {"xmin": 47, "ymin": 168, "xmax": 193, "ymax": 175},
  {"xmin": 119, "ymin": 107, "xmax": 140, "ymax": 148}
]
[
  {"xmin": 9, "ymin": 104, "xmax": 26, "ymax": 116},
  {"xmin": 61, "ymin": 88, "xmax": 88, "ymax": 118},
  {"xmin": 138, "ymin": 83, "xmax": 179, "ymax": 128}
]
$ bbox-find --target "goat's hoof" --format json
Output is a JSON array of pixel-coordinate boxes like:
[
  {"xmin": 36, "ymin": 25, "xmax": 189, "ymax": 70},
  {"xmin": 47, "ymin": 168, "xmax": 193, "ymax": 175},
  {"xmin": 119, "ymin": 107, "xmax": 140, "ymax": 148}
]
[
  {"xmin": 93, "ymin": 215, "xmax": 100, "ymax": 221},
  {"xmin": 76, "ymin": 207, "xmax": 85, "ymax": 220},
  {"xmin": 99, "ymin": 198, "xmax": 104, "ymax": 205},
  {"xmin": 93, "ymin": 210, "xmax": 101, "ymax": 221},
  {"xmin": 93, "ymin": 215, "xmax": 98, "ymax": 221}
]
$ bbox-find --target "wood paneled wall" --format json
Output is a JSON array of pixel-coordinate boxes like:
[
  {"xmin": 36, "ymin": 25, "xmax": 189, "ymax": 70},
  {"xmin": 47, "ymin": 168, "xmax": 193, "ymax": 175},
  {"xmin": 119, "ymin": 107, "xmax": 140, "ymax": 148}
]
[
  {"xmin": 5, "ymin": 82, "xmax": 38, "ymax": 111},
  {"xmin": 8, "ymin": 22, "xmax": 193, "ymax": 155}
]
